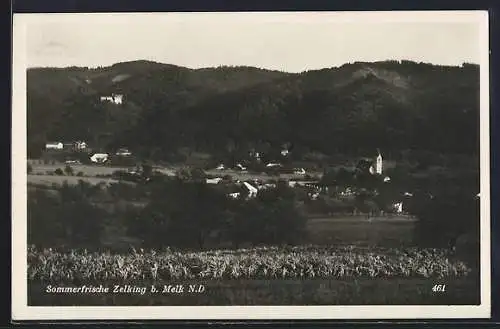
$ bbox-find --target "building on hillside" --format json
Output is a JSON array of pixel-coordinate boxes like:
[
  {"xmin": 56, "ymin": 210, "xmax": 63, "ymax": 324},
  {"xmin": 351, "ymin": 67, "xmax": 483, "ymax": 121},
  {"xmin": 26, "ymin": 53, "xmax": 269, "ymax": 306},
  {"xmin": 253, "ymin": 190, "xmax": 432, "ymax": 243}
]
[
  {"xmin": 392, "ymin": 201, "xmax": 403, "ymax": 214},
  {"xmin": 45, "ymin": 142, "xmax": 63, "ymax": 150},
  {"xmin": 75, "ymin": 141, "xmax": 87, "ymax": 150},
  {"xmin": 112, "ymin": 94, "xmax": 123, "ymax": 104},
  {"xmin": 100, "ymin": 93, "xmax": 123, "ymax": 105},
  {"xmin": 90, "ymin": 153, "xmax": 109, "ymax": 163},
  {"xmin": 243, "ymin": 181, "xmax": 258, "ymax": 198},
  {"xmin": 235, "ymin": 163, "xmax": 247, "ymax": 171},
  {"xmin": 206, "ymin": 177, "xmax": 223, "ymax": 185},
  {"xmin": 100, "ymin": 96, "xmax": 113, "ymax": 102},
  {"xmin": 294, "ymin": 168, "xmax": 306, "ymax": 175}
]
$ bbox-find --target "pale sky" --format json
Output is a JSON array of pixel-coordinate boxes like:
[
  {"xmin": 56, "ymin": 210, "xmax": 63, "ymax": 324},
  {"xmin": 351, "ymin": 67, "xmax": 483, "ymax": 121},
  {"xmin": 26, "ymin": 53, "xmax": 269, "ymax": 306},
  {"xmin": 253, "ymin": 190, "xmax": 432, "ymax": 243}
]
[{"xmin": 17, "ymin": 11, "xmax": 486, "ymax": 73}]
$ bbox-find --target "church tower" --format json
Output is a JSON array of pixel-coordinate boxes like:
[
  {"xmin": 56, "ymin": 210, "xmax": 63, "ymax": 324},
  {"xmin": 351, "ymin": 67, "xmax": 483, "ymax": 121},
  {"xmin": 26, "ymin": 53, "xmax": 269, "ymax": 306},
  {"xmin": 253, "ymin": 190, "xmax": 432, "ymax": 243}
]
[{"xmin": 376, "ymin": 149, "xmax": 383, "ymax": 175}]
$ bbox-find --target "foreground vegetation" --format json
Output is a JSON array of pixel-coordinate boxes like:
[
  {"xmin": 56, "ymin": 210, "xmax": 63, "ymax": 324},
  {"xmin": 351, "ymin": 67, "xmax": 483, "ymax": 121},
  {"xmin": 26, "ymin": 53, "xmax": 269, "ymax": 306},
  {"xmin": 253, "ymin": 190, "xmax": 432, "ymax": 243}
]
[
  {"xmin": 28, "ymin": 245, "xmax": 470, "ymax": 282},
  {"xmin": 27, "ymin": 245, "xmax": 478, "ymax": 306}
]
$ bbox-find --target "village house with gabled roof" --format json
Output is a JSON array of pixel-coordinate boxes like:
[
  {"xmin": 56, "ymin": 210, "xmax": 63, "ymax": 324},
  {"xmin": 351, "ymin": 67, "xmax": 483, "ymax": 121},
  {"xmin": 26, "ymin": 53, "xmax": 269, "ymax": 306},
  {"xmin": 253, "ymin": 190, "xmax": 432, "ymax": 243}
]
[
  {"xmin": 45, "ymin": 141, "xmax": 63, "ymax": 150},
  {"xmin": 100, "ymin": 93, "xmax": 123, "ymax": 105}
]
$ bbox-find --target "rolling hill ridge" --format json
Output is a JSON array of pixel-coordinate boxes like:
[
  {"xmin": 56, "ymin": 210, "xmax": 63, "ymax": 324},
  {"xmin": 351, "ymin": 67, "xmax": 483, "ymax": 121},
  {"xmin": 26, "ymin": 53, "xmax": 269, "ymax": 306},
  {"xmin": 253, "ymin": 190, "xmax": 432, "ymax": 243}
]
[{"xmin": 27, "ymin": 60, "xmax": 479, "ymax": 159}]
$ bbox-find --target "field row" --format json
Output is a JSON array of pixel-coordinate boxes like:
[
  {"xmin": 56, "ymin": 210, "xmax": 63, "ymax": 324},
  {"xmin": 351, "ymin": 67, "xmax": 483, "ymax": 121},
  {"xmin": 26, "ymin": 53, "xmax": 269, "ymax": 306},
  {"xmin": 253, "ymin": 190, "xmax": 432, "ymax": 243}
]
[
  {"xmin": 28, "ymin": 245, "xmax": 471, "ymax": 282},
  {"xmin": 28, "ymin": 162, "xmax": 316, "ymax": 184}
]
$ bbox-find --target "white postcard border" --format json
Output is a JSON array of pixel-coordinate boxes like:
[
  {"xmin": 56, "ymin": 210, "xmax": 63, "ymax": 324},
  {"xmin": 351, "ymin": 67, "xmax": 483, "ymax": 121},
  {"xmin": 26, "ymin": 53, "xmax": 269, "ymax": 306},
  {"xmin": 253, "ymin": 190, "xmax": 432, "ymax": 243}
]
[{"xmin": 12, "ymin": 10, "xmax": 491, "ymax": 320}]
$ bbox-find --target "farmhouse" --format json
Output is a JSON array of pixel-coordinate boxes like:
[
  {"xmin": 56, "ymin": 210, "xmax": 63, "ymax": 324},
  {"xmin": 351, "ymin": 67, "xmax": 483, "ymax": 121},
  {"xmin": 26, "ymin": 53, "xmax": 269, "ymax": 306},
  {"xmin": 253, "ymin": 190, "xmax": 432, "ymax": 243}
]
[
  {"xmin": 266, "ymin": 162, "xmax": 282, "ymax": 168},
  {"xmin": 75, "ymin": 141, "xmax": 87, "ymax": 150},
  {"xmin": 100, "ymin": 93, "xmax": 123, "ymax": 105},
  {"xmin": 206, "ymin": 177, "xmax": 223, "ymax": 185},
  {"xmin": 235, "ymin": 163, "xmax": 247, "ymax": 171},
  {"xmin": 90, "ymin": 153, "xmax": 109, "ymax": 163},
  {"xmin": 225, "ymin": 181, "xmax": 259, "ymax": 200},
  {"xmin": 392, "ymin": 201, "xmax": 404, "ymax": 214},
  {"xmin": 45, "ymin": 142, "xmax": 63, "ymax": 150},
  {"xmin": 242, "ymin": 181, "xmax": 258, "ymax": 198},
  {"xmin": 294, "ymin": 168, "xmax": 306, "ymax": 175}
]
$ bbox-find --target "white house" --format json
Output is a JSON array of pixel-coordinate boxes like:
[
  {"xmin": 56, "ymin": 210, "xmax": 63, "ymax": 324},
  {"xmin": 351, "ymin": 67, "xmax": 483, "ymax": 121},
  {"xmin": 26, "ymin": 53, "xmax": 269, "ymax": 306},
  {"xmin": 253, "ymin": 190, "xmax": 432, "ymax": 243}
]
[
  {"xmin": 112, "ymin": 94, "xmax": 123, "ymax": 104},
  {"xmin": 243, "ymin": 182, "xmax": 258, "ymax": 198},
  {"xmin": 100, "ymin": 94, "xmax": 123, "ymax": 105},
  {"xmin": 294, "ymin": 168, "xmax": 306, "ymax": 175},
  {"xmin": 90, "ymin": 153, "xmax": 109, "ymax": 163},
  {"xmin": 100, "ymin": 96, "xmax": 113, "ymax": 102},
  {"xmin": 258, "ymin": 183, "xmax": 276, "ymax": 190},
  {"xmin": 206, "ymin": 177, "xmax": 223, "ymax": 184},
  {"xmin": 266, "ymin": 162, "xmax": 282, "ymax": 168},
  {"xmin": 393, "ymin": 202, "xmax": 404, "ymax": 214},
  {"xmin": 236, "ymin": 163, "xmax": 247, "ymax": 171},
  {"xmin": 228, "ymin": 192, "xmax": 240, "ymax": 199},
  {"xmin": 75, "ymin": 141, "xmax": 87, "ymax": 150},
  {"xmin": 45, "ymin": 142, "xmax": 63, "ymax": 150}
]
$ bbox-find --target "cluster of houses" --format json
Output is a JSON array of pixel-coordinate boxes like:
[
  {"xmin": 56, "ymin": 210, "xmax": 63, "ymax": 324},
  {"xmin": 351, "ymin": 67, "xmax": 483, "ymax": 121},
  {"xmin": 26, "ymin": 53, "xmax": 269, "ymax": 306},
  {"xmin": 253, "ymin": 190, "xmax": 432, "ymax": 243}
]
[
  {"xmin": 90, "ymin": 148, "xmax": 133, "ymax": 163},
  {"xmin": 207, "ymin": 149, "xmax": 408, "ymax": 214},
  {"xmin": 44, "ymin": 140, "xmax": 132, "ymax": 164},
  {"xmin": 45, "ymin": 141, "xmax": 87, "ymax": 151},
  {"xmin": 204, "ymin": 175, "xmax": 407, "ymax": 214}
]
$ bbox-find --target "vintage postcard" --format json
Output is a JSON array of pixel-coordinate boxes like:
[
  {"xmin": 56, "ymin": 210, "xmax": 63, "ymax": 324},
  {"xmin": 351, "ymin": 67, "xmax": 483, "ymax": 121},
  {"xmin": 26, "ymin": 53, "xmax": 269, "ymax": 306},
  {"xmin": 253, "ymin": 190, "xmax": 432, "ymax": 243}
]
[{"xmin": 12, "ymin": 11, "xmax": 490, "ymax": 320}]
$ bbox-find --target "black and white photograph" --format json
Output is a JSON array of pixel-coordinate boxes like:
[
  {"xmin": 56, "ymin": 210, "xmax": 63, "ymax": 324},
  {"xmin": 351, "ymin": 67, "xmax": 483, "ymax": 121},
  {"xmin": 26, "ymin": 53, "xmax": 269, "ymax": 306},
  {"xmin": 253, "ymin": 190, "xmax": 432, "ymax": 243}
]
[{"xmin": 12, "ymin": 11, "xmax": 490, "ymax": 320}]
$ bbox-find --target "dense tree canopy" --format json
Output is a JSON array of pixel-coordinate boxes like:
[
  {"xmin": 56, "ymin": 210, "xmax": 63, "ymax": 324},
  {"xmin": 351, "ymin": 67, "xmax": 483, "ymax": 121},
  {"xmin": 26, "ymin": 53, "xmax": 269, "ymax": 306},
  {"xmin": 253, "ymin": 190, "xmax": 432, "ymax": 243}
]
[{"xmin": 28, "ymin": 60, "xmax": 479, "ymax": 160}]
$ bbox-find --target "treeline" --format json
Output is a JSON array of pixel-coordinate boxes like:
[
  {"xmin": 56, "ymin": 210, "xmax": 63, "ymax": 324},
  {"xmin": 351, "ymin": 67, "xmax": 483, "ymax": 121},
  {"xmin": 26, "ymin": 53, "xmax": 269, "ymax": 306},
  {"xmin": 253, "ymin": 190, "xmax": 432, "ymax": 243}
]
[
  {"xmin": 28, "ymin": 60, "xmax": 479, "ymax": 160},
  {"xmin": 28, "ymin": 171, "xmax": 479, "ymax": 252},
  {"xmin": 27, "ymin": 178, "xmax": 306, "ymax": 251}
]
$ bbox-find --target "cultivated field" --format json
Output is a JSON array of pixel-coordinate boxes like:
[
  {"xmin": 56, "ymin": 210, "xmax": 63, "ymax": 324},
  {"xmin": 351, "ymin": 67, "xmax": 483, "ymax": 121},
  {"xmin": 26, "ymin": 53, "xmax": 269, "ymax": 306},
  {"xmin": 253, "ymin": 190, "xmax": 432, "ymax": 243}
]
[
  {"xmin": 27, "ymin": 174, "xmax": 120, "ymax": 186},
  {"xmin": 27, "ymin": 245, "xmax": 478, "ymax": 305},
  {"xmin": 29, "ymin": 163, "xmax": 136, "ymax": 176},
  {"xmin": 27, "ymin": 161, "xmax": 317, "ymax": 186}
]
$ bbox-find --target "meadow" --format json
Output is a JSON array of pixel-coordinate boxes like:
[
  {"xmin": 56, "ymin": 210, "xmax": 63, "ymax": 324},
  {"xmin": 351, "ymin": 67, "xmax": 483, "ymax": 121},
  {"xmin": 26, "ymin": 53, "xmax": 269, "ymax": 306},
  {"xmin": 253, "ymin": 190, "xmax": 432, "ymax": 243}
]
[
  {"xmin": 27, "ymin": 160, "xmax": 321, "ymax": 185},
  {"xmin": 306, "ymin": 216, "xmax": 417, "ymax": 247}
]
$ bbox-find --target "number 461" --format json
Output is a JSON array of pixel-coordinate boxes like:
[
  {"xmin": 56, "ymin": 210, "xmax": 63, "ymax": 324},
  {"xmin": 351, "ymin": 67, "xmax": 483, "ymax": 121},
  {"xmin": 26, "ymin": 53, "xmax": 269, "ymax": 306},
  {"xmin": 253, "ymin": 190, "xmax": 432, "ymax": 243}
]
[{"xmin": 432, "ymin": 284, "xmax": 446, "ymax": 292}]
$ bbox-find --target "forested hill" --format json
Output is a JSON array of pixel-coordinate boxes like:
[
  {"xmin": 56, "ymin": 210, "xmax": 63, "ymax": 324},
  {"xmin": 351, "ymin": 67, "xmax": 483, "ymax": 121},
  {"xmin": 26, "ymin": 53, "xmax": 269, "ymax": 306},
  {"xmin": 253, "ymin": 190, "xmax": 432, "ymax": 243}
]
[{"xmin": 27, "ymin": 60, "xmax": 479, "ymax": 158}]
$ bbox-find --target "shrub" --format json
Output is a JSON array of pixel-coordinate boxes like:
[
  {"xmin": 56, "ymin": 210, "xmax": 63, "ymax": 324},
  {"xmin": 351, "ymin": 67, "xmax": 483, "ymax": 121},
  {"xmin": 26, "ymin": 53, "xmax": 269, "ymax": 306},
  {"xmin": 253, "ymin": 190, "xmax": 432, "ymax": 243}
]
[
  {"xmin": 54, "ymin": 168, "xmax": 64, "ymax": 176},
  {"xmin": 64, "ymin": 165, "xmax": 74, "ymax": 176}
]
